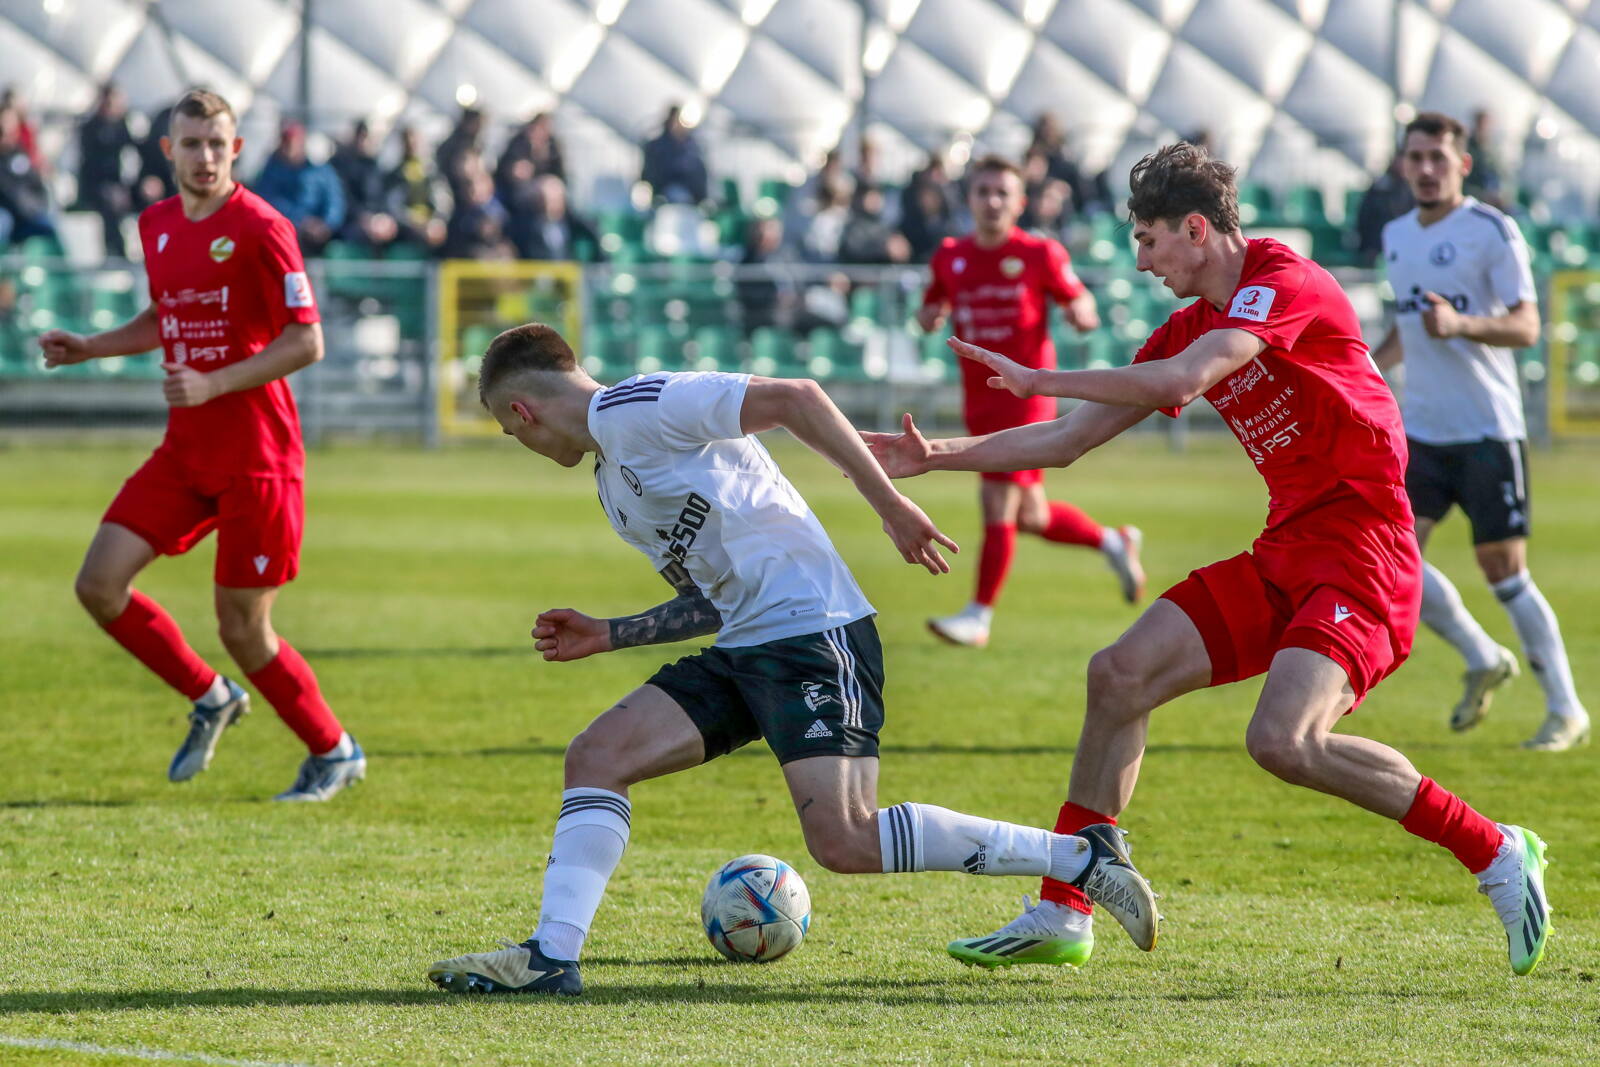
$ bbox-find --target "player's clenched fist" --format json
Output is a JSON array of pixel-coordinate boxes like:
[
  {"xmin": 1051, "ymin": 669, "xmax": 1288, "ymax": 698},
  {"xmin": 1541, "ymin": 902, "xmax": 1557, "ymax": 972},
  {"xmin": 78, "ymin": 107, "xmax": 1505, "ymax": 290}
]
[
  {"xmin": 1420, "ymin": 291, "xmax": 1462, "ymax": 339},
  {"xmin": 532, "ymin": 607, "xmax": 613, "ymax": 662},
  {"xmin": 38, "ymin": 329, "xmax": 95, "ymax": 367},
  {"xmin": 161, "ymin": 361, "xmax": 220, "ymax": 407},
  {"xmin": 949, "ymin": 337, "xmax": 1039, "ymax": 397}
]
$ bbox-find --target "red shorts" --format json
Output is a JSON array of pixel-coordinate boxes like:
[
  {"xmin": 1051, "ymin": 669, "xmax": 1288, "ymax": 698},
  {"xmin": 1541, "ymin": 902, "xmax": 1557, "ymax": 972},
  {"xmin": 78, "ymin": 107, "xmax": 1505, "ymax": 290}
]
[
  {"xmin": 966, "ymin": 393, "xmax": 1055, "ymax": 488},
  {"xmin": 104, "ymin": 448, "xmax": 304, "ymax": 588},
  {"xmin": 1160, "ymin": 500, "xmax": 1421, "ymax": 705}
]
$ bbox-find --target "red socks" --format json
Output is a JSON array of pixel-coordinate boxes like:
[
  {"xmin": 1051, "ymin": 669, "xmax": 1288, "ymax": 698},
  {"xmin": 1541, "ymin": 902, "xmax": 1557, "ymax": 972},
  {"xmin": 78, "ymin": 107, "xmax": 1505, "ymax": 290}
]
[
  {"xmin": 1038, "ymin": 501, "xmax": 1104, "ymax": 548},
  {"xmin": 1399, "ymin": 777, "xmax": 1503, "ymax": 873},
  {"xmin": 102, "ymin": 591, "xmax": 216, "ymax": 701},
  {"xmin": 1041, "ymin": 801, "xmax": 1115, "ymax": 913},
  {"xmin": 246, "ymin": 639, "xmax": 343, "ymax": 754},
  {"xmin": 974, "ymin": 523, "xmax": 1016, "ymax": 607}
]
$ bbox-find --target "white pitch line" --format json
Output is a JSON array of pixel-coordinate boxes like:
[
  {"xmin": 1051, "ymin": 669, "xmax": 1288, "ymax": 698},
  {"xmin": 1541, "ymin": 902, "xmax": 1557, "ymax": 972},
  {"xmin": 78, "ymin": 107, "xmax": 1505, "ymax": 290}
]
[{"xmin": 0, "ymin": 1034, "xmax": 314, "ymax": 1067}]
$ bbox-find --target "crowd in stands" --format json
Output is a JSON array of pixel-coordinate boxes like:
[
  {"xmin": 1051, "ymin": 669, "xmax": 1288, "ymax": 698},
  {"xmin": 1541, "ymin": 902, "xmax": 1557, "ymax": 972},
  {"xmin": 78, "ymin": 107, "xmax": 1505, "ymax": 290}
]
[{"xmin": 0, "ymin": 84, "xmax": 1585, "ymax": 277}]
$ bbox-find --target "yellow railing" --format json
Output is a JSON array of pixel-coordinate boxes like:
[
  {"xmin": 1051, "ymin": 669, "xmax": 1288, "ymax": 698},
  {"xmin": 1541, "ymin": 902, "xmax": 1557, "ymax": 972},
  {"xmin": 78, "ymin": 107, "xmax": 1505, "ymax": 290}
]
[{"xmin": 1547, "ymin": 269, "xmax": 1600, "ymax": 437}]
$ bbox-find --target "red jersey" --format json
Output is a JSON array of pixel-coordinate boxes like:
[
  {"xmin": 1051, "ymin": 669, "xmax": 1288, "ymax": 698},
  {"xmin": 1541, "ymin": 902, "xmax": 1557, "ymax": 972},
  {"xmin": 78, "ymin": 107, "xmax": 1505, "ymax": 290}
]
[
  {"xmin": 139, "ymin": 185, "xmax": 318, "ymax": 478},
  {"xmin": 923, "ymin": 228, "xmax": 1087, "ymax": 431},
  {"xmin": 1134, "ymin": 239, "xmax": 1411, "ymax": 533}
]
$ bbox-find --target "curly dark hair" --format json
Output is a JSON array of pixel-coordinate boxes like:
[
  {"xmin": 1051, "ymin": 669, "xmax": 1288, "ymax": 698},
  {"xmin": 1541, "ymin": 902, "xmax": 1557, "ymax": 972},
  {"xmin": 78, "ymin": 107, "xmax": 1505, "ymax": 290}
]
[
  {"xmin": 1126, "ymin": 142, "xmax": 1240, "ymax": 234},
  {"xmin": 478, "ymin": 322, "xmax": 578, "ymax": 406}
]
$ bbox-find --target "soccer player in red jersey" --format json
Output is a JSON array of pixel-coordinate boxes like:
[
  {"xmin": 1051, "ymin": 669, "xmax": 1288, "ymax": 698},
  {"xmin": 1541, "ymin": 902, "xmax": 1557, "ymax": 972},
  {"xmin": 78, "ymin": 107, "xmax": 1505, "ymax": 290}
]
[
  {"xmin": 38, "ymin": 89, "xmax": 364, "ymax": 802},
  {"xmin": 867, "ymin": 144, "xmax": 1551, "ymax": 975},
  {"xmin": 918, "ymin": 155, "xmax": 1143, "ymax": 649}
]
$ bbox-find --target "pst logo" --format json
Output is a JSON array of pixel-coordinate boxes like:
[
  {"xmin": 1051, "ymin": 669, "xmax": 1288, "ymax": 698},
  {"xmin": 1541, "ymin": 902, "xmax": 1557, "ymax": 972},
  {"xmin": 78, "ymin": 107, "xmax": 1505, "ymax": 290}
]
[
  {"xmin": 801, "ymin": 682, "xmax": 835, "ymax": 711},
  {"xmin": 1333, "ymin": 603, "xmax": 1353, "ymax": 624}
]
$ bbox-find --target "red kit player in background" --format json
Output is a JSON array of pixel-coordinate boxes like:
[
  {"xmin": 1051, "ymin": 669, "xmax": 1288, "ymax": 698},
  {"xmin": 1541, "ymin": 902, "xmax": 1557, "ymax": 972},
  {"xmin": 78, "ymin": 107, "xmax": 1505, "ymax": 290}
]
[
  {"xmin": 39, "ymin": 89, "xmax": 365, "ymax": 802},
  {"xmin": 868, "ymin": 143, "xmax": 1551, "ymax": 976},
  {"xmin": 918, "ymin": 155, "xmax": 1143, "ymax": 649}
]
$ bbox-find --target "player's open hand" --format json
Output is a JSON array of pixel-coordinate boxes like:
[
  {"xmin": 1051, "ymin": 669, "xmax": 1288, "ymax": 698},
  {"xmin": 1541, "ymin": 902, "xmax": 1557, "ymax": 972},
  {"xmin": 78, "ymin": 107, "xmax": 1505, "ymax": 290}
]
[
  {"xmin": 533, "ymin": 608, "xmax": 613, "ymax": 662},
  {"xmin": 950, "ymin": 337, "xmax": 1038, "ymax": 397},
  {"xmin": 860, "ymin": 413, "xmax": 934, "ymax": 479},
  {"xmin": 161, "ymin": 362, "xmax": 219, "ymax": 407},
  {"xmin": 1420, "ymin": 292, "xmax": 1462, "ymax": 339},
  {"xmin": 38, "ymin": 329, "xmax": 94, "ymax": 368},
  {"xmin": 880, "ymin": 493, "xmax": 959, "ymax": 574}
]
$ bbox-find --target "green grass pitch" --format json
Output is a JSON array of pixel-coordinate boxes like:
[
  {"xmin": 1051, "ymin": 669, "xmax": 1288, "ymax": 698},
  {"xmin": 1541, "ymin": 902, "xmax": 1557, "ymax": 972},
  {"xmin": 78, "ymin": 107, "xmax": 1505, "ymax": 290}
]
[{"xmin": 1, "ymin": 434, "xmax": 1596, "ymax": 1066}]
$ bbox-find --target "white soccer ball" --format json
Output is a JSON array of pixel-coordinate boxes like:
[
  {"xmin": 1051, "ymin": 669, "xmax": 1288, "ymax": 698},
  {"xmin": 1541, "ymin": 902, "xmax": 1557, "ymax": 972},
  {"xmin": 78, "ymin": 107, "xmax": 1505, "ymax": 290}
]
[{"xmin": 700, "ymin": 854, "xmax": 811, "ymax": 963}]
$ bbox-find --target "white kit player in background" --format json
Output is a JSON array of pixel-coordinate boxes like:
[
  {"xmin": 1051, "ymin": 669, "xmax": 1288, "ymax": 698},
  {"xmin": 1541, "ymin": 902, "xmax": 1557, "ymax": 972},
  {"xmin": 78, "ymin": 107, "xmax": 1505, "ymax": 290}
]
[
  {"xmin": 1374, "ymin": 111, "xmax": 1589, "ymax": 750},
  {"xmin": 426, "ymin": 323, "xmax": 1159, "ymax": 998}
]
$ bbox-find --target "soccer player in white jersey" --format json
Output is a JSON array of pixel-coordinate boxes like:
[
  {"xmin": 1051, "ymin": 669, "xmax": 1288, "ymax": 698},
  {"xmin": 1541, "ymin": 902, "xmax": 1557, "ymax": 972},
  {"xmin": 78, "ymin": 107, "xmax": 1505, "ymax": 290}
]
[
  {"xmin": 1374, "ymin": 112, "xmax": 1589, "ymax": 751},
  {"xmin": 426, "ymin": 323, "xmax": 1158, "ymax": 996}
]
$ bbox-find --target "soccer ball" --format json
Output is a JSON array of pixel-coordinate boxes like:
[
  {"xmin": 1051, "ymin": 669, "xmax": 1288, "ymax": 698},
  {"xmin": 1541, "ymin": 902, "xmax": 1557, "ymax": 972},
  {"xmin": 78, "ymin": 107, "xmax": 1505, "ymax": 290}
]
[{"xmin": 700, "ymin": 854, "xmax": 811, "ymax": 962}]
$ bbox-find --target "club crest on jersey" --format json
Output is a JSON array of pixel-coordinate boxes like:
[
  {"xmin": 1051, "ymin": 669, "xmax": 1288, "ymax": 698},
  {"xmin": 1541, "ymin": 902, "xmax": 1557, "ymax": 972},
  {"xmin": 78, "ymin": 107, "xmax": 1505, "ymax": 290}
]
[
  {"xmin": 1429, "ymin": 241, "xmax": 1456, "ymax": 266},
  {"xmin": 1001, "ymin": 256, "xmax": 1024, "ymax": 278},
  {"xmin": 620, "ymin": 465, "xmax": 643, "ymax": 495},
  {"xmin": 209, "ymin": 236, "xmax": 235, "ymax": 262},
  {"xmin": 1229, "ymin": 285, "xmax": 1275, "ymax": 321}
]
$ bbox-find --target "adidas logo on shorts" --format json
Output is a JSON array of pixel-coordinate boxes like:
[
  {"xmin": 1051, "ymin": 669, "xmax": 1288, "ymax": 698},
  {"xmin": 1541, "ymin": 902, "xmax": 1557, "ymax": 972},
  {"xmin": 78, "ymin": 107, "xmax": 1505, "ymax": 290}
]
[{"xmin": 804, "ymin": 719, "xmax": 834, "ymax": 739}]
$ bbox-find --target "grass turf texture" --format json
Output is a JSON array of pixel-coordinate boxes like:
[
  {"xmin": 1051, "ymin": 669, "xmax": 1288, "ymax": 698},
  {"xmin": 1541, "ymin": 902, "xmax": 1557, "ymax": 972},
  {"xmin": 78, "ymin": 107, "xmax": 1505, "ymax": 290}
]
[{"xmin": 1, "ymin": 435, "xmax": 1596, "ymax": 1067}]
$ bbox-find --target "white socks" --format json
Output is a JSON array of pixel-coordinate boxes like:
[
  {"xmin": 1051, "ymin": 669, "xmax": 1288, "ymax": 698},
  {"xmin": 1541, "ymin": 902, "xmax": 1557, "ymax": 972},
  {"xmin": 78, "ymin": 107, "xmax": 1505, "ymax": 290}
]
[
  {"xmin": 1494, "ymin": 572, "xmax": 1584, "ymax": 718},
  {"xmin": 877, "ymin": 802, "xmax": 1090, "ymax": 884},
  {"xmin": 197, "ymin": 674, "xmax": 231, "ymax": 709},
  {"xmin": 534, "ymin": 788, "xmax": 631, "ymax": 962},
  {"xmin": 317, "ymin": 732, "xmax": 355, "ymax": 760},
  {"xmin": 1420, "ymin": 563, "xmax": 1500, "ymax": 671}
]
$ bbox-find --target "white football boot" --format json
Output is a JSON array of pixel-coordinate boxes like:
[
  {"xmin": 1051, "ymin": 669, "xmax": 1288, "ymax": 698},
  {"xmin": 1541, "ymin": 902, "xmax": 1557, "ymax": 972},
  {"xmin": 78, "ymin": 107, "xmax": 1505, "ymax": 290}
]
[
  {"xmin": 1102, "ymin": 525, "xmax": 1146, "ymax": 604},
  {"xmin": 1476, "ymin": 824, "xmax": 1552, "ymax": 975},
  {"xmin": 927, "ymin": 604, "xmax": 991, "ymax": 648}
]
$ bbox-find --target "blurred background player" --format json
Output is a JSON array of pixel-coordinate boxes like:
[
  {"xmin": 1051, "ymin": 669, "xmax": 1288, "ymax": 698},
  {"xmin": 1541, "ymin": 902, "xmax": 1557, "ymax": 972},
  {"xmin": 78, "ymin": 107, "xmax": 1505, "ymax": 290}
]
[
  {"xmin": 37, "ymin": 89, "xmax": 364, "ymax": 801},
  {"xmin": 427, "ymin": 324, "xmax": 1156, "ymax": 997},
  {"xmin": 1374, "ymin": 112, "xmax": 1589, "ymax": 751},
  {"xmin": 918, "ymin": 155, "xmax": 1142, "ymax": 648},
  {"xmin": 867, "ymin": 143, "xmax": 1552, "ymax": 977}
]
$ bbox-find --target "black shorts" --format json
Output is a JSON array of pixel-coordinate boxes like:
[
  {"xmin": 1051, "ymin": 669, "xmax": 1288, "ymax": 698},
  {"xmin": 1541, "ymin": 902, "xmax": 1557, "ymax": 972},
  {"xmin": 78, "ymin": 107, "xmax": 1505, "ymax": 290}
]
[
  {"xmin": 1406, "ymin": 437, "xmax": 1531, "ymax": 544},
  {"xmin": 647, "ymin": 616, "xmax": 885, "ymax": 765}
]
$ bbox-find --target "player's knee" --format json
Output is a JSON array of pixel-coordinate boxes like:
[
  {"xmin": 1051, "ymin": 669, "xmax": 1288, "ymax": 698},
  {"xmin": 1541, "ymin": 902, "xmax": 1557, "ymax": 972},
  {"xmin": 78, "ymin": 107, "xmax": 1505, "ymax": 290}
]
[
  {"xmin": 564, "ymin": 726, "xmax": 634, "ymax": 789},
  {"xmin": 215, "ymin": 611, "xmax": 269, "ymax": 661},
  {"xmin": 73, "ymin": 569, "xmax": 126, "ymax": 622},
  {"xmin": 1087, "ymin": 643, "xmax": 1150, "ymax": 710},
  {"xmin": 1475, "ymin": 548, "xmax": 1521, "ymax": 585},
  {"xmin": 1244, "ymin": 723, "xmax": 1317, "ymax": 782},
  {"xmin": 805, "ymin": 826, "xmax": 877, "ymax": 874}
]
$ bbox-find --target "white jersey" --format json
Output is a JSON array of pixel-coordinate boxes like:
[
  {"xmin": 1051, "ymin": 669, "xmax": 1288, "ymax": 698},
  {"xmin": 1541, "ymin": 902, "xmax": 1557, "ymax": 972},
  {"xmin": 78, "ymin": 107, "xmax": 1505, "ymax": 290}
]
[
  {"xmin": 587, "ymin": 371, "xmax": 874, "ymax": 648},
  {"xmin": 1382, "ymin": 197, "xmax": 1537, "ymax": 444}
]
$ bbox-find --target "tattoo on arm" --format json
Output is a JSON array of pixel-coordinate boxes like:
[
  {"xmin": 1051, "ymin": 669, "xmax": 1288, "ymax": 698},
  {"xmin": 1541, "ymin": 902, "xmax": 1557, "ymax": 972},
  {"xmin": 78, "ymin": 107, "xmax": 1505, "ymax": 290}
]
[{"xmin": 607, "ymin": 561, "xmax": 723, "ymax": 650}]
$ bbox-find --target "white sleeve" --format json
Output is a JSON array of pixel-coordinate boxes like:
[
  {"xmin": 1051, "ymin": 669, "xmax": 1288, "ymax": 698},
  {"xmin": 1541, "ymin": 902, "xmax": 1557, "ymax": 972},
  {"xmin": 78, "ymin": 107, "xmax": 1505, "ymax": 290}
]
[
  {"xmin": 1488, "ymin": 224, "xmax": 1538, "ymax": 309},
  {"xmin": 656, "ymin": 372, "xmax": 750, "ymax": 450}
]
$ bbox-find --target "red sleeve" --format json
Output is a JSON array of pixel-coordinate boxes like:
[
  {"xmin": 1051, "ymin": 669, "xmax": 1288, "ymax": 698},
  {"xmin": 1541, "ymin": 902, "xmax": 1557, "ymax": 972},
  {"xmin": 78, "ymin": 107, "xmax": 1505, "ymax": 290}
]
[
  {"xmin": 257, "ymin": 214, "xmax": 320, "ymax": 325},
  {"xmin": 1043, "ymin": 239, "xmax": 1086, "ymax": 303},
  {"xmin": 1219, "ymin": 257, "xmax": 1312, "ymax": 354},
  {"xmin": 921, "ymin": 241, "xmax": 954, "ymax": 308}
]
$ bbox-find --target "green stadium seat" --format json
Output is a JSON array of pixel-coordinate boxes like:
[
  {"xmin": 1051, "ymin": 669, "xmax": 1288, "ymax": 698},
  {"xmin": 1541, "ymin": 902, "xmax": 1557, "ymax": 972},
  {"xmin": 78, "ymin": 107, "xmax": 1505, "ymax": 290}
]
[
  {"xmin": 749, "ymin": 326, "xmax": 798, "ymax": 376},
  {"xmin": 693, "ymin": 324, "xmax": 740, "ymax": 372},
  {"xmin": 1280, "ymin": 187, "xmax": 1328, "ymax": 228}
]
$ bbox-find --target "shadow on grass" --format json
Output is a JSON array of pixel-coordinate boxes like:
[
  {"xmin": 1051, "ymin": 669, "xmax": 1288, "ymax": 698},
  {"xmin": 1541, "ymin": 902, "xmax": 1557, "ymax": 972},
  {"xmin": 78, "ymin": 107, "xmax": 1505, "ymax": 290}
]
[
  {"xmin": 299, "ymin": 647, "xmax": 528, "ymax": 660},
  {"xmin": 379, "ymin": 742, "xmax": 1240, "ymax": 760},
  {"xmin": 0, "ymin": 978, "xmax": 1441, "ymax": 1014},
  {"xmin": 0, "ymin": 800, "xmax": 134, "ymax": 810}
]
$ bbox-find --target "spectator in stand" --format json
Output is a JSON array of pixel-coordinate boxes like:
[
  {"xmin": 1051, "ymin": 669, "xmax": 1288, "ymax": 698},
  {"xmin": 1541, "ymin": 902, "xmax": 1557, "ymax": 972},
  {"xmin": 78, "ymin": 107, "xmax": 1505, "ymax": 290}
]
[
  {"xmin": 74, "ymin": 83, "xmax": 138, "ymax": 257},
  {"xmin": 797, "ymin": 170, "xmax": 853, "ymax": 262},
  {"xmin": 641, "ymin": 104, "xmax": 709, "ymax": 205},
  {"xmin": 386, "ymin": 125, "xmax": 447, "ymax": 251},
  {"xmin": 512, "ymin": 173, "xmax": 601, "ymax": 262},
  {"xmin": 436, "ymin": 106, "xmax": 486, "ymax": 203},
  {"xmin": 1465, "ymin": 109, "xmax": 1506, "ymax": 208},
  {"xmin": 854, "ymin": 136, "xmax": 882, "ymax": 191},
  {"xmin": 738, "ymin": 214, "xmax": 848, "ymax": 334},
  {"xmin": 1, "ymin": 88, "xmax": 46, "ymax": 176},
  {"xmin": 330, "ymin": 119, "xmax": 400, "ymax": 252},
  {"xmin": 838, "ymin": 183, "xmax": 910, "ymax": 265},
  {"xmin": 786, "ymin": 147, "xmax": 850, "ymax": 242},
  {"xmin": 443, "ymin": 162, "xmax": 514, "ymax": 260},
  {"xmin": 135, "ymin": 102, "xmax": 176, "ymax": 210},
  {"xmin": 1353, "ymin": 152, "xmax": 1415, "ymax": 267},
  {"xmin": 496, "ymin": 112, "xmax": 565, "ymax": 207},
  {"xmin": 900, "ymin": 154, "xmax": 961, "ymax": 262},
  {"xmin": 0, "ymin": 104, "xmax": 57, "ymax": 248},
  {"xmin": 1021, "ymin": 177, "xmax": 1073, "ymax": 244},
  {"xmin": 1031, "ymin": 112, "xmax": 1107, "ymax": 215},
  {"xmin": 254, "ymin": 122, "xmax": 346, "ymax": 255}
]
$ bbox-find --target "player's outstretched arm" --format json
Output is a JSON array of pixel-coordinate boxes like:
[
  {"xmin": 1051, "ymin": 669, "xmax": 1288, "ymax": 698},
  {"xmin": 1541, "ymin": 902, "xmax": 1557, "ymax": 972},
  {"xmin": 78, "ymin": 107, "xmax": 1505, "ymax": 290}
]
[
  {"xmin": 953, "ymin": 328, "xmax": 1264, "ymax": 409},
  {"xmin": 161, "ymin": 322, "xmax": 324, "ymax": 408},
  {"xmin": 533, "ymin": 562, "xmax": 722, "ymax": 662},
  {"xmin": 739, "ymin": 376, "xmax": 959, "ymax": 574},
  {"xmin": 39, "ymin": 306, "xmax": 160, "ymax": 367},
  {"xmin": 863, "ymin": 400, "xmax": 1148, "ymax": 479}
]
